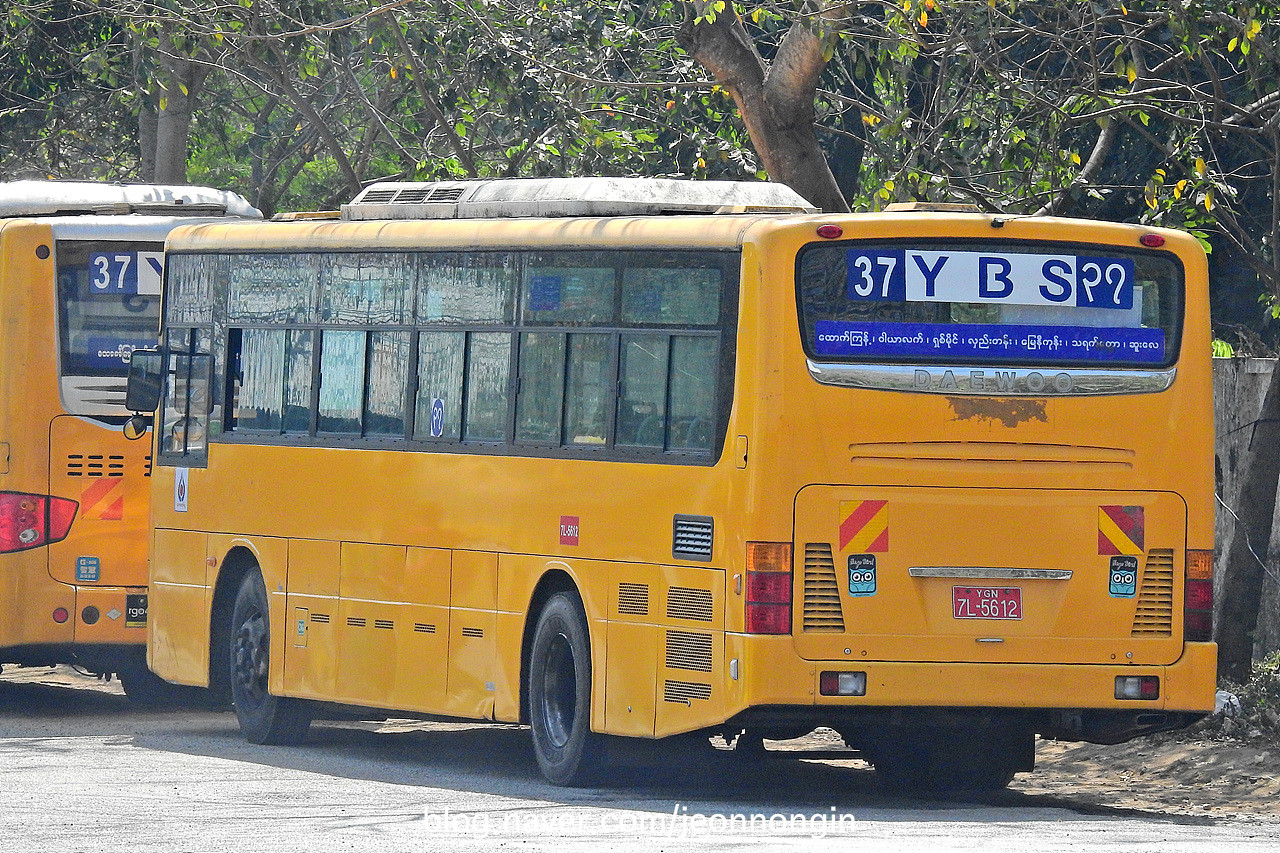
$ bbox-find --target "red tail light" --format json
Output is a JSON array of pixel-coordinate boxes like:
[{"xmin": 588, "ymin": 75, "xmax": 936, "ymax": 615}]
[
  {"xmin": 1185, "ymin": 550, "xmax": 1213, "ymax": 642},
  {"xmin": 0, "ymin": 492, "xmax": 79, "ymax": 553},
  {"xmin": 745, "ymin": 542, "xmax": 792, "ymax": 634}
]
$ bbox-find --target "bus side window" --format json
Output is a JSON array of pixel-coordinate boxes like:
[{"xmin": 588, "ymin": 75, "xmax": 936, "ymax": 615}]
[{"xmin": 668, "ymin": 336, "xmax": 718, "ymax": 451}]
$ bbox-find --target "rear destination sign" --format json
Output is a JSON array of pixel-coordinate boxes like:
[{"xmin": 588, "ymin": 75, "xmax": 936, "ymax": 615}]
[{"xmin": 846, "ymin": 248, "xmax": 1134, "ymax": 310}]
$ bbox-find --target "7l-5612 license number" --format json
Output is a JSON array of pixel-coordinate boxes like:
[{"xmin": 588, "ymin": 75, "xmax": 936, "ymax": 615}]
[{"xmin": 952, "ymin": 586, "xmax": 1022, "ymax": 620}]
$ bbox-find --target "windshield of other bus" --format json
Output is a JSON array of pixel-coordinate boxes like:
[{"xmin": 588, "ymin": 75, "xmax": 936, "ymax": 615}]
[
  {"xmin": 57, "ymin": 240, "xmax": 162, "ymax": 379},
  {"xmin": 797, "ymin": 240, "xmax": 1182, "ymax": 368}
]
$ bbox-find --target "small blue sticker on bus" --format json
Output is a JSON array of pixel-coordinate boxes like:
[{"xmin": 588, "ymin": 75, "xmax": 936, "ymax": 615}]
[
  {"xmin": 430, "ymin": 398, "xmax": 445, "ymax": 438},
  {"xmin": 1109, "ymin": 556, "xmax": 1139, "ymax": 598},
  {"xmin": 814, "ymin": 321, "xmax": 1165, "ymax": 363},
  {"xmin": 76, "ymin": 556, "xmax": 100, "ymax": 582},
  {"xmin": 529, "ymin": 275, "xmax": 562, "ymax": 311},
  {"xmin": 848, "ymin": 554, "xmax": 877, "ymax": 597}
]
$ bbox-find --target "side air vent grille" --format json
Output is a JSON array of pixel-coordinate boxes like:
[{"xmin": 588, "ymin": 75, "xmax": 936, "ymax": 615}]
[
  {"xmin": 618, "ymin": 582, "xmax": 650, "ymax": 615},
  {"xmin": 664, "ymin": 679, "xmax": 712, "ymax": 704},
  {"xmin": 309, "ymin": 613, "xmax": 330, "ymax": 624},
  {"xmin": 665, "ymin": 630, "xmax": 713, "ymax": 673},
  {"xmin": 374, "ymin": 619, "xmax": 394, "ymax": 630},
  {"xmin": 461, "ymin": 626, "xmax": 484, "ymax": 638},
  {"xmin": 1131, "ymin": 548, "xmax": 1175, "ymax": 636},
  {"xmin": 667, "ymin": 587, "xmax": 713, "ymax": 622},
  {"xmin": 673, "ymin": 515, "xmax": 713, "ymax": 561},
  {"xmin": 803, "ymin": 543, "xmax": 845, "ymax": 632},
  {"xmin": 414, "ymin": 623, "xmax": 436, "ymax": 634},
  {"xmin": 66, "ymin": 454, "xmax": 126, "ymax": 477},
  {"xmin": 347, "ymin": 617, "xmax": 366, "ymax": 628}
]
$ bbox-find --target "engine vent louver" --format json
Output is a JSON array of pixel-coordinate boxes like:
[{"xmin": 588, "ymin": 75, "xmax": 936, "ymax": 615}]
[
  {"xmin": 803, "ymin": 543, "xmax": 845, "ymax": 632},
  {"xmin": 1131, "ymin": 548, "xmax": 1175, "ymax": 636},
  {"xmin": 618, "ymin": 582, "xmax": 650, "ymax": 615},
  {"xmin": 663, "ymin": 679, "xmax": 712, "ymax": 704},
  {"xmin": 673, "ymin": 515, "xmax": 713, "ymax": 561},
  {"xmin": 664, "ymin": 630, "xmax": 713, "ymax": 673},
  {"xmin": 666, "ymin": 586, "xmax": 713, "ymax": 622},
  {"xmin": 414, "ymin": 623, "xmax": 436, "ymax": 634}
]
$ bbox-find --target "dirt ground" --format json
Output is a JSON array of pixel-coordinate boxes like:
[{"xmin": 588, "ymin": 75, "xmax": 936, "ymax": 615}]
[{"xmin": 3, "ymin": 664, "xmax": 1277, "ymax": 819}]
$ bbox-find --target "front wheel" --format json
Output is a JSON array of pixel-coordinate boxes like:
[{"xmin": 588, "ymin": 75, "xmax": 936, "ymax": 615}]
[
  {"xmin": 229, "ymin": 570, "xmax": 312, "ymax": 744},
  {"xmin": 528, "ymin": 590, "xmax": 604, "ymax": 786}
]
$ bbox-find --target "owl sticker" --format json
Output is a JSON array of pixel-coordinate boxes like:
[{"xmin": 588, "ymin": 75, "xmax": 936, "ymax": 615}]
[
  {"xmin": 1109, "ymin": 555, "xmax": 1139, "ymax": 598},
  {"xmin": 848, "ymin": 554, "xmax": 877, "ymax": 597}
]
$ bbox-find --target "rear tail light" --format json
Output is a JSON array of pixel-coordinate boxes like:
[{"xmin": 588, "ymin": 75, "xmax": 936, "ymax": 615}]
[
  {"xmin": 1115, "ymin": 675, "xmax": 1159, "ymax": 700},
  {"xmin": 0, "ymin": 492, "xmax": 79, "ymax": 553},
  {"xmin": 745, "ymin": 542, "xmax": 792, "ymax": 634},
  {"xmin": 820, "ymin": 671, "xmax": 867, "ymax": 696},
  {"xmin": 1184, "ymin": 549, "xmax": 1214, "ymax": 642}
]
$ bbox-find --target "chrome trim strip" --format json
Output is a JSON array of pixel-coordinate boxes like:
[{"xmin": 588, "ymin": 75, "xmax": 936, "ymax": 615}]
[
  {"xmin": 909, "ymin": 567, "xmax": 1073, "ymax": 580},
  {"xmin": 806, "ymin": 360, "xmax": 1176, "ymax": 396}
]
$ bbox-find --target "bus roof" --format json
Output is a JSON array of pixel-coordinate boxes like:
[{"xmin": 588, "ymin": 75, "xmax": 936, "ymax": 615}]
[
  {"xmin": 341, "ymin": 177, "xmax": 818, "ymax": 220},
  {"xmin": 0, "ymin": 180, "xmax": 261, "ymax": 219}
]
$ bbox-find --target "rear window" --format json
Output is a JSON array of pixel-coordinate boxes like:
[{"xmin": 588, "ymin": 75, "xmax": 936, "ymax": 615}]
[
  {"xmin": 57, "ymin": 241, "xmax": 163, "ymax": 378},
  {"xmin": 797, "ymin": 240, "xmax": 1182, "ymax": 368}
]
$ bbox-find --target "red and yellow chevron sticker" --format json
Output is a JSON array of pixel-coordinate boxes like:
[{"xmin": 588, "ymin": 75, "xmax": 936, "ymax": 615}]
[
  {"xmin": 1098, "ymin": 505, "xmax": 1144, "ymax": 556},
  {"xmin": 79, "ymin": 478, "xmax": 124, "ymax": 521},
  {"xmin": 839, "ymin": 500, "xmax": 889, "ymax": 553}
]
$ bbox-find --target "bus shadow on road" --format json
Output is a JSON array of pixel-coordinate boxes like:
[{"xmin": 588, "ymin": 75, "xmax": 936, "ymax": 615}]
[
  {"xmin": 0, "ymin": 680, "xmax": 1219, "ymax": 826},
  {"xmin": 125, "ymin": 716, "xmax": 1216, "ymax": 827}
]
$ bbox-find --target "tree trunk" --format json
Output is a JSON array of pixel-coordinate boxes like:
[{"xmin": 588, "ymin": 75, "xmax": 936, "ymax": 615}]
[
  {"xmin": 138, "ymin": 100, "xmax": 158, "ymax": 182},
  {"xmin": 1218, "ymin": 361, "xmax": 1280, "ymax": 682},
  {"xmin": 678, "ymin": 5, "xmax": 849, "ymax": 213},
  {"xmin": 153, "ymin": 32, "xmax": 210, "ymax": 185}
]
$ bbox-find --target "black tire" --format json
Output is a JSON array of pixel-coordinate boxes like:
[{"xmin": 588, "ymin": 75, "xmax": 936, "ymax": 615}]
[
  {"xmin": 528, "ymin": 590, "xmax": 604, "ymax": 786},
  {"xmin": 229, "ymin": 570, "xmax": 312, "ymax": 744}
]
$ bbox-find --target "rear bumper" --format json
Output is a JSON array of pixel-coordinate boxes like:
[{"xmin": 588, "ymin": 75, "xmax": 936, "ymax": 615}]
[
  {"xmin": 72, "ymin": 586, "xmax": 149, "ymax": 645},
  {"xmin": 724, "ymin": 635, "xmax": 1215, "ymax": 742}
]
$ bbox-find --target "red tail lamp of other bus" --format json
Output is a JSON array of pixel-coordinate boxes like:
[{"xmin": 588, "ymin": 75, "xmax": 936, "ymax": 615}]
[
  {"xmin": 0, "ymin": 492, "xmax": 79, "ymax": 553},
  {"xmin": 745, "ymin": 542, "xmax": 792, "ymax": 634}
]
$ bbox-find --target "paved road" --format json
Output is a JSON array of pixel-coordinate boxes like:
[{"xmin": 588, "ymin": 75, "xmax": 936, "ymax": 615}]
[{"xmin": 0, "ymin": 676, "xmax": 1275, "ymax": 852}]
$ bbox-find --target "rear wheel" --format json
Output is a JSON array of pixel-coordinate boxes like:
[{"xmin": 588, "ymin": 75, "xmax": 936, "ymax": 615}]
[
  {"xmin": 229, "ymin": 570, "xmax": 312, "ymax": 744},
  {"xmin": 528, "ymin": 590, "xmax": 604, "ymax": 786}
]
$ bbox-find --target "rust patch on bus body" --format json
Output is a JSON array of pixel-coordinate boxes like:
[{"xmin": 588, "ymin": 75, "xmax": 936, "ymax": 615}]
[{"xmin": 947, "ymin": 397, "xmax": 1047, "ymax": 427}]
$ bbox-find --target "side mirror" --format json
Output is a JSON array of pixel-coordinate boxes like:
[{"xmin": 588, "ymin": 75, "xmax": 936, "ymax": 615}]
[{"xmin": 125, "ymin": 349, "xmax": 164, "ymax": 414}]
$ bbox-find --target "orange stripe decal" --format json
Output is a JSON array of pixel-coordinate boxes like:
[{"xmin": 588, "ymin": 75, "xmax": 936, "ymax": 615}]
[
  {"xmin": 839, "ymin": 500, "xmax": 889, "ymax": 553},
  {"xmin": 1098, "ymin": 505, "xmax": 1144, "ymax": 556},
  {"xmin": 79, "ymin": 478, "xmax": 125, "ymax": 521}
]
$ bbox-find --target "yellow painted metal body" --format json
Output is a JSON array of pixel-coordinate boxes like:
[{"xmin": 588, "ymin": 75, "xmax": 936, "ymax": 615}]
[
  {"xmin": 0, "ymin": 220, "xmax": 152, "ymax": 661},
  {"xmin": 147, "ymin": 210, "xmax": 1216, "ymax": 740}
]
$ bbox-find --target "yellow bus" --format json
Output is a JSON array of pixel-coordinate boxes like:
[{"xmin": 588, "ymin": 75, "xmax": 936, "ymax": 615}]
[
  {"xmin": 0, "ymin": 180, "xmax": 259, "ymax": 700},
  {"xmin": 131, "ymin": 178, "xmax": 1216, "ymax": 788}
]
